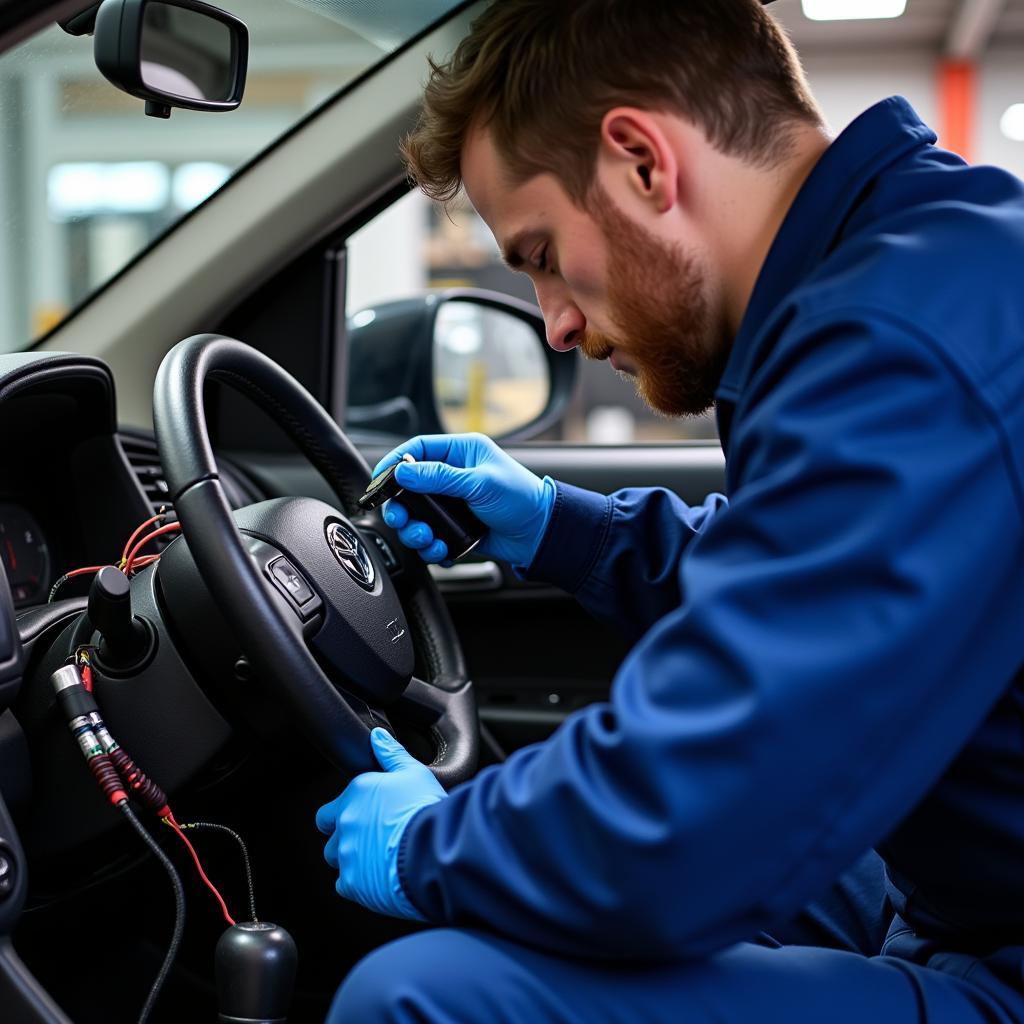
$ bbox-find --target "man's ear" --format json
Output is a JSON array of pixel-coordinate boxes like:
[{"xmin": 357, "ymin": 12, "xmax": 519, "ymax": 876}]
[{"xmin": 598, "ymin": 108, "xmax": 679, "ymax": 214}]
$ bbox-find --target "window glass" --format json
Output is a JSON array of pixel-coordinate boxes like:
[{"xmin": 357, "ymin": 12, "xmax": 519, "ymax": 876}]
[
  {"xmin": 0, "ymin": 0, "xmax": 461, "ymax": 353},
  {"xmin": 346, "ymin": 192, "xmax": 714, "ymax": 444},
  {"xmin": 348, "ymin": 192, "xmax": 716, "ymax": 444}
]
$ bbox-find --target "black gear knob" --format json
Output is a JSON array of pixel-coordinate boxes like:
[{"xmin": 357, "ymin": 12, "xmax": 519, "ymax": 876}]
[
  {"xmin": 215, "ymin": 922, "xmax": 298, "ymax": 1024},
  {"xmin": 88, "ymin": 566, "xmax": 148, "ymax": 667}
]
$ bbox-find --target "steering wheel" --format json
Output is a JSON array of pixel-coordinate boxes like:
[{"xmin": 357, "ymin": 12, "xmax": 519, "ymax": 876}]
[{"xmin": 152, "ymin": 334, "xmax": 478, "ymax": 787}]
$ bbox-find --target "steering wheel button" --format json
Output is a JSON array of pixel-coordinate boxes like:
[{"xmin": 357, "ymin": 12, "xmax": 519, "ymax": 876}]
[
  {"xmin": 364, "ymin": 531, "xmax": 399, "ymax": 572},
  {"xmin": 268, "ymin": 557, "xmax": 314, "ymax": 606}
]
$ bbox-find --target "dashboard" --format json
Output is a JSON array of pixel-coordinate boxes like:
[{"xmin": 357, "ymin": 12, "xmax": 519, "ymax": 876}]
[
  {"xmin": 0, "ymin": 350, "xmax": 269, "ymax": 862},
  {"xmin": 0, "ymin": 354, "xmax": 263, "ymax": 619}
]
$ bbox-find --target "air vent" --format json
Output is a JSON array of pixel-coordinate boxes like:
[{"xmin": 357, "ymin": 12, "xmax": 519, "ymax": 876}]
[
  {"xmin": 119, "ymin": 432, "xmax": 173, "ymax": 515},
  {"xmin": 118, "ymin": 430, "xmax": 262, "ymax": 515}
]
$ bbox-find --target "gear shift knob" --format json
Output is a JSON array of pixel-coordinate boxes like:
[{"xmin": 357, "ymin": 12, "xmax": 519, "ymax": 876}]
[
  {"xmin": 88, "ymin": 565, "xmax": 148, "ymax": 667},
  {"xmin": 215, "ymin": 922, "xmax": 298, "ymax": 1024}
]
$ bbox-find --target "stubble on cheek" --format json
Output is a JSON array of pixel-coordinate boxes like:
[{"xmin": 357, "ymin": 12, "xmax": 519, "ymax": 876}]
[{"xmin": 584, "ymin": 187, "xmax": 728, "ymax": 418}]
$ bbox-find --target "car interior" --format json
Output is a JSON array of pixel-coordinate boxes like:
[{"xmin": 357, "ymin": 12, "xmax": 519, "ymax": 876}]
[
  {"xmin": 0, "ymin": 1, "xmax": 727, "ymax": 1020},
  {"xmin": 10, "ymin": 0, "xmax": 1010, "ymax": 1019}
]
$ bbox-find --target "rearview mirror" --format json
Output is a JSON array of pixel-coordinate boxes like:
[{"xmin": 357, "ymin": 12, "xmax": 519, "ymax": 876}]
[
  {"xmin": 94, "ymin": 0, "xmax": 248, "ymax": 119},
  {"xmin": 345, "ymin": 290, "xmax": 575, "ymax": 443}
]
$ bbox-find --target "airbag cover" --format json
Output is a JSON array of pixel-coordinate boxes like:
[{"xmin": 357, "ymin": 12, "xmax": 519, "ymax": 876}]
[{"xmin": 233, "ymin": 497, "xmax": 414, "ymax": 703}]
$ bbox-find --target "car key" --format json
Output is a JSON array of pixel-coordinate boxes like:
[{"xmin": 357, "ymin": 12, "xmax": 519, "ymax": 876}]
[{"xmin": 358, "ymin": 454, "xmax": 487, "ymax": 561}]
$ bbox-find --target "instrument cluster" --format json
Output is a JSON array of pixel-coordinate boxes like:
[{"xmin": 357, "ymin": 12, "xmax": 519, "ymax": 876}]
[{"xmin": 0, "ymin": 501, "xmax": 51, "ymax": 607}]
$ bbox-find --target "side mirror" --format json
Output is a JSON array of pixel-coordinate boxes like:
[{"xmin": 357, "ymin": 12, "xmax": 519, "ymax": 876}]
[
  {"xmin": 345, "ymin": 290, "xmax": 574, "ymax": 443},
  {"xmin": 93, "ymin": 0, "xmax": 248, "ymax": 119}
]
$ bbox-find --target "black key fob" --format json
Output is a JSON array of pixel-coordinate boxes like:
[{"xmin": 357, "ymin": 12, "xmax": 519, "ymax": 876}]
[{"xmin": 358, "ymin": 456, "xmax": 487, "ymax": 561}]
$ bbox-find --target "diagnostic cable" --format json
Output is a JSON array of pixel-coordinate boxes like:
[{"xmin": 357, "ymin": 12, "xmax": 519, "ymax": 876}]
[
  {"xmin": 49, "ymin": 515, "xmax": 295, "ymax": 1019},
  {"xmin": 175, "ymin": 821, "xmax": 258, "ymax": 923},
  {"xmin": 50, "ymin": 662, "xmax": 183, "ymax": 1023},
  {"xmin": 54, "ymin": 657, "xmax": 238, "ymax": 923},
  {"xmin": 119, "ymin": 801, "xmax": 186, "ymax": 1024},
  {"xmin": 50, "ymin": 661, "xmax": 244, "ymax": 1020}
]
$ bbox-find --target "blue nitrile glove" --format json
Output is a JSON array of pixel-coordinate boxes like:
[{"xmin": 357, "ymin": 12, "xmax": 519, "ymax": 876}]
[
  {"xmin": 371, "ymin": 433, "xmax": 557, "ymax": 567},
  {"xmin": 315, "ymin": 728, "xmax": 446, "ymax": 920}
]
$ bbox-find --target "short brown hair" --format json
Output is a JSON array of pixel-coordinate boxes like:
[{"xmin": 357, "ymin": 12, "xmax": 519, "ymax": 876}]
[{"xmin": 402, "ymin": 0, "xmax": 822, "ymax": 205}]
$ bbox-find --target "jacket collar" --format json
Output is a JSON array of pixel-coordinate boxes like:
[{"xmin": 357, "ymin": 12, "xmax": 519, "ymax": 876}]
[{"xmin": 715, "ymin": 96, "xmax": 937, "ymax": 406}]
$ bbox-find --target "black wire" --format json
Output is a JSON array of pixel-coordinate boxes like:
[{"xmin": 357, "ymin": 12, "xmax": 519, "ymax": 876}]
[
  {"xmin": 180, "ymin": 821, "xmax": 258, "ymax": 922},
  {"xmin": 119, "ymin": 802, "xmax": 186, "ymax": 1024},
  {"xmin": 48, "ymin": 573, "xmax": 75, "ymax": 603}
]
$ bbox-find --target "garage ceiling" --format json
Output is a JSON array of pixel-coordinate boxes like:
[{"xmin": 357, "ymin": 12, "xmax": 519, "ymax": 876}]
[{"xmin": 769, "ymin": 0, "xmax": 1024, "ymax": 54}]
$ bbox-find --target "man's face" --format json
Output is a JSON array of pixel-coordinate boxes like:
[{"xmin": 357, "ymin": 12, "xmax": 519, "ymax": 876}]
[{"xmin": 461, "ymin": 127, "xmax": 728, "ymax": 417}]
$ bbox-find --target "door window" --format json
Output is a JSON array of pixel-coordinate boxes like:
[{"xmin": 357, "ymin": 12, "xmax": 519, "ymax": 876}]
[{"xmin": 346, "ymin": 191, "xmax": 718, "ymax": 444}]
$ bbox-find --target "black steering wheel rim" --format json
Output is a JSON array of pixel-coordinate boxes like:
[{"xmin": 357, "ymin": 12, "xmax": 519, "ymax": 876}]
[{"xmin": 153, "ymin": 334, "xmax": 478, "ymax": 786}]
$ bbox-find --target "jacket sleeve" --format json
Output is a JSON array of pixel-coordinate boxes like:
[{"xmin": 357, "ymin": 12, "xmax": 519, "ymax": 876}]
[
  {"xmin": 398, "ymin": 310, "xmax": 1024, "ymax": 960},
  {"xmin": 523, "ymin": 483, "xmax": 728, "ymax": 641}
]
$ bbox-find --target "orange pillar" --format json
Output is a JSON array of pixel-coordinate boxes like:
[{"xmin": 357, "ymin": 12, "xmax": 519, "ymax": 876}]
[{"xmin": 938, "ymin": 60, "xmax": 977, "ymax": 163}]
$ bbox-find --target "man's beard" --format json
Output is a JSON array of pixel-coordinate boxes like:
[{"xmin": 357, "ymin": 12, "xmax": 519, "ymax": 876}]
[{"xmin": 578, "ymin": 189, "xmax": 729, "ymax": 418}]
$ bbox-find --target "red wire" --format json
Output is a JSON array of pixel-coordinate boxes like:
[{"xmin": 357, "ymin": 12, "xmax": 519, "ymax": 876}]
[
  {"xmin": 64, "ymin": 565, "xmax": 106, "ymax": 580},
  {"xmin": 164, "ymin": 812, "xmax": 235, "ymax": 926},
  {"xmin": 127, "ymin": 554, "xmax": 161, "ymax": 572},
  {"xmin": 53, "ymin": 512, "xmax": 171, "ymax": 598},
  {"xmin": 121, "ymin": 512, "xmax": 166, "ymax": 565},
  {"xmin": 124, "ymin": 523, "xmax": 181, "ymax": 574},
  {"xmin": 49, "ymin": 564, "xmax": 109, "ymax": 602},
  {"xmin": 81, "ymin": 663, "xmax": 93, "ymax": 693}
]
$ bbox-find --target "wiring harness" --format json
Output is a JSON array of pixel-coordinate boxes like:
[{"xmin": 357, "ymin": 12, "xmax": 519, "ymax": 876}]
[
  {"xmin": 49, "ymin": 509, "xmax": 181, "ymax": 603},
  {"xmin": 51, "ymin": 659, "xmax": 259, "ymax": 1022}
]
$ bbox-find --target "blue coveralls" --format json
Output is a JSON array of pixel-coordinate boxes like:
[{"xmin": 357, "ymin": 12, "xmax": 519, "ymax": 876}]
[{"xmin": 330, "ymin": 98, "xmax": 1024, "ymax": 1022}]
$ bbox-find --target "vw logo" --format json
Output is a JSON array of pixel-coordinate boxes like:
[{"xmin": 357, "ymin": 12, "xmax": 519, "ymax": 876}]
[{"xmin": 326, "ymin": 522, "xmax": 375, "ymax": 590}]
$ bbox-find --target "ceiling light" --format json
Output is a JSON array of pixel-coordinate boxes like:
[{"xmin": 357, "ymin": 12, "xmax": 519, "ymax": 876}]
[
  {"xmin": 1000, "ymin": 104, "xmax": 1024, "ymax": 142},
  {"xmin": 48, "ymin": 162, "xmax": 169, "ymax": 218},
  {"xmin": 802, "ymin": 0, "xmax": 907, "ymax": 20}
]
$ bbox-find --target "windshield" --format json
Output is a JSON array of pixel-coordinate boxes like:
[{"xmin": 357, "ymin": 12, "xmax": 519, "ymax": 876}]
[{"xmin": 0, "ymin": 0, "xmax": 461, "ymax": 354}]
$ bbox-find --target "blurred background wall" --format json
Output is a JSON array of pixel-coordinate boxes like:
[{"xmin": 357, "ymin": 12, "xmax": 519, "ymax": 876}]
[
  {"xmin": 350, "ymin": 0, "xmax": 1024, "ymax": 441},
  {"xmin": 2, "ymin": 0, "xmax": 1022, "ymax": 441}
]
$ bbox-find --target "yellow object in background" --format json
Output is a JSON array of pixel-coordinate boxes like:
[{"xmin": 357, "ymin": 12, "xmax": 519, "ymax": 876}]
[
  {"xmin": 466, "ymin": 361, "xmax": 487, "ymax": 434},
  {"xmin": 33, "ymin": 304, "xmax": 69, "ymax": 338}
]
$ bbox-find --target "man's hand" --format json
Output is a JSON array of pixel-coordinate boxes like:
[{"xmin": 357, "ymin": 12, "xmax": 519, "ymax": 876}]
[
  {"xmin": 371, "ymin": 433, "xmax": 556, "ymax": 567},
  {"xmin": 315, "ymin": 728, "xmax": 446, "ymax": 920}
]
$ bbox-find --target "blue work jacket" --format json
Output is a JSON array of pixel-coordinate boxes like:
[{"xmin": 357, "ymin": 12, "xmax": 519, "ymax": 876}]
[{"xmin": 398, "ymin": 97, "xmax": 1024, "ymax": 959}]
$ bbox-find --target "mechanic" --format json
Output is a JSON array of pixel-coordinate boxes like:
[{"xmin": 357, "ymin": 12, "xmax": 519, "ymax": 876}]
[{"xmin": 316, "ymin": 1, "xmax": 1024, "ymax": 1021}]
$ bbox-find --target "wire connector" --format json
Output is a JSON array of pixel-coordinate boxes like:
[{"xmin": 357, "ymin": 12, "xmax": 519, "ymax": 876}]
[{"xmin": 50, "ymin": 665, "xmax": 128, "ymax": 806}]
